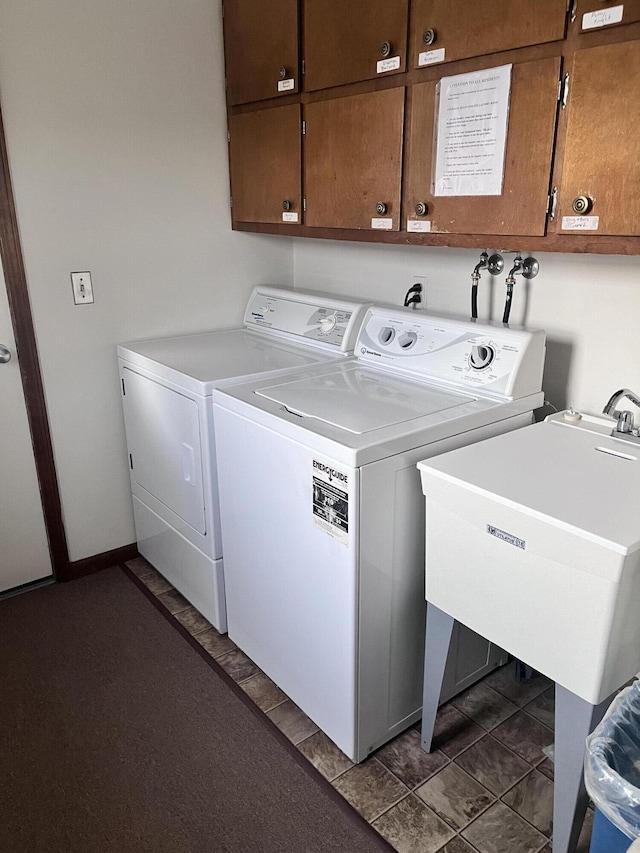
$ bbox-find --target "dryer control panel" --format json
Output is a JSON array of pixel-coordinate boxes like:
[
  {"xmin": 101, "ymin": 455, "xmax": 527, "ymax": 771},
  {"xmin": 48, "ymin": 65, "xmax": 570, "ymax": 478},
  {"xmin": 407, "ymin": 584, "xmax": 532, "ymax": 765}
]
[
  {"xmin": 244, "ymin": 287, "xmax": 370, "ymax": 353},
  {"xmin": 356, "ymin": 308, "xmax": 546, "ymax": 400}
]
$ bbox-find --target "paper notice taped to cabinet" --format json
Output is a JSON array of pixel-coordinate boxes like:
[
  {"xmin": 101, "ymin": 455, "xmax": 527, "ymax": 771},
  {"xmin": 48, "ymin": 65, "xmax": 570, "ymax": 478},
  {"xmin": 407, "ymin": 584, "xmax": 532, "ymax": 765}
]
[
  {"xmin": 313, "ymin": 460, "xmax": 349, "ymax": 545},
  {"xmin": 433, "ymin": 64, "xmax": 512, "ymax": 197}
]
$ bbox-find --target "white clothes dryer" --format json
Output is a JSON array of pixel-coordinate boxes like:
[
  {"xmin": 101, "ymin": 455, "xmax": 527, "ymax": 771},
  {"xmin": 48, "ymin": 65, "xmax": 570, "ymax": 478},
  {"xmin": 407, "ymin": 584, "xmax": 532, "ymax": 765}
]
[
  {"xmin": 213, "ymin": 307, "xmax": 546, "ymax": 762},
  {"xmin": 117, "ymin": 287, "xmax": 371, "ymax": 632}
]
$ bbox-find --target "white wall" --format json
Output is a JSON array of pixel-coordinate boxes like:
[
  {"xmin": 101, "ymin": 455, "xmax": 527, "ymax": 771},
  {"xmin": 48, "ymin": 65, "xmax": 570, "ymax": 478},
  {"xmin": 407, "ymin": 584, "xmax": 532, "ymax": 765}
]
[
  {"xmin": 293, "ymin": 240, "xmax": 640, "ymax": 417},
  {"xmin": 0, "ymin": 0, "xmax": 293, "ymax": 560}
]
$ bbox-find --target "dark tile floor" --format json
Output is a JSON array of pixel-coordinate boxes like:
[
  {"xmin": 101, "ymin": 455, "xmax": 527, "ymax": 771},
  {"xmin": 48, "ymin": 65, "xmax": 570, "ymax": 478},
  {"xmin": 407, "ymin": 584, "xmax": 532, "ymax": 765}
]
[{"xmin": 126, "ymin": 557, "xmax": 594, "ymax": 853}]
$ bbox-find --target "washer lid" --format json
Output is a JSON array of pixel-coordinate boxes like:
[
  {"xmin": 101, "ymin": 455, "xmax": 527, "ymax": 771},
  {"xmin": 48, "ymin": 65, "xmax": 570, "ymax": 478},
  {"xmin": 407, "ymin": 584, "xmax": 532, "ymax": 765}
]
[{"xmin": 256, "ymin": 364, "xmax": 475, "ymax": 434}]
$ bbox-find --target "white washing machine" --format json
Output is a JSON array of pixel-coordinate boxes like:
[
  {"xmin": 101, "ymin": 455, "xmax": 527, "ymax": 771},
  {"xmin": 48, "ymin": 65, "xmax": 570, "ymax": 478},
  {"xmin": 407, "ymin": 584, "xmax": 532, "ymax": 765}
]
[
  {"xmin": 213, "ymin": 307, "xmax": 546, "ymax": 761},
  {"xmin": 117, "ymin": 287, "xmax": 371, "ymax": 632}
]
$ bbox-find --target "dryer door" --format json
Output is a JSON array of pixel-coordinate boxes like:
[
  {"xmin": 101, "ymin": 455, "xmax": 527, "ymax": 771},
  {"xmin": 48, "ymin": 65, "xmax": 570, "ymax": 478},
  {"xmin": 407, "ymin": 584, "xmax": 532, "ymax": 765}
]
[{"xmin": 122, "ymin": 367, "xmax": 206, "ymax": 534}]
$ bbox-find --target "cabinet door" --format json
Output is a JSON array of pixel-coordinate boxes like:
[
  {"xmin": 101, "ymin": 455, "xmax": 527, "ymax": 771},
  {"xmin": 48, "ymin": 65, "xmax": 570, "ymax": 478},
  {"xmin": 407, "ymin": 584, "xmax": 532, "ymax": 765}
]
[
  {"xmin": 405, "ymin": 58, "xmax": 561, "ymax": 236},
  {"xmin": 558, "ymin": 41, "xmax": 640, "ymax": 236},
  {"xmin": 229, "ymin": 105, "xmax": 302, "ymax": 224},
  {"xmin": 304, "ymin": 88, "xmax": 405, "ymax": 230},
  {"xmin": 410, "ymin": 0, "xmax": 566, "ymax": 70},
  {"xmin": 578, "ymin": 0, "xmax": 640, "ymax": 32},
  {"xmin": 223, "ymin": 0, "xmax": 299, "ymax": 105},
  {"xmin": 304, "ymin": 0, "xmax": 409, "ymax": 92}
]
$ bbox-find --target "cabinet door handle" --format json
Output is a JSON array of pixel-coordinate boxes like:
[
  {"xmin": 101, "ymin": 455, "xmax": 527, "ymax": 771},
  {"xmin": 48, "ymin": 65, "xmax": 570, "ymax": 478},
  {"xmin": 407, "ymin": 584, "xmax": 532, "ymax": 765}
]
[
  {"xmin": 380, "ymin": 41, "xmax": 392, "ymax": 58},
  {"xmin": 414, "ymin": 202, "xmax": 428, "ymax": 217},
  {"xmin": 282, "ymin": 200, "xmax": 293, "ymax": 212},
  {"xmin": 376, "ymin": 202, "xmax": 388, "ymax": 216},
  {"xmin": 278, "ymin": 66, "xmax": 287, "ymax": 80},
  {"xmin": 422, "ymin": 29, "xmax": 437, "ymax": 46},
  {"xmin": 572, "ymin": 196, "xmax": 593, "ymax": 215}
]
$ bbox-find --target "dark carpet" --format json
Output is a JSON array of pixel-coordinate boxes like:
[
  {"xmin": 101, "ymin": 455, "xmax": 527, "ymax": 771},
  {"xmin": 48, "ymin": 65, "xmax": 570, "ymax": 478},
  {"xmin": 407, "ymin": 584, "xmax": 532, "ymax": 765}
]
[{"xmin": 0, "ymin": 567, "xmax": 393, "ymax": 852}]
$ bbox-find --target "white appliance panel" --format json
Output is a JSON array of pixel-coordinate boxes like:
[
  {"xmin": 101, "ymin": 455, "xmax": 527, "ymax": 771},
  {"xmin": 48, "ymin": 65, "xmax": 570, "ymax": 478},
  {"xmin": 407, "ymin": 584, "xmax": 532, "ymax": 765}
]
[
  {"xmin": 122, "ymin": 367, "xmax": 206, "ymax": 534},
  {"xmin": 257, "ymin": 366, "xmax": 474, "ymax": 434},
  {"xmin": 215, "ymin": 405, "xmax": 359, "ymax": 757},
  {"xmin": 117, "ymin": 329, "xmax": 337, "ymax": 396},
  {"xmin": 133, "ymin": 496, "xmax": 226, "ymax": 630}
]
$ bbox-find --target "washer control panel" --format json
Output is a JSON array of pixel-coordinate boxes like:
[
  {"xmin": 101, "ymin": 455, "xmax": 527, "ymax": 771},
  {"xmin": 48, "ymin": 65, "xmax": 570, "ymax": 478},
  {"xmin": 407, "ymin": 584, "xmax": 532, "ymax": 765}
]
[
  {"xmin": 244, "ymin": 287, "xmax": 370, "ymax": 353},
  {"xmin": 357, "ymin": 308, "xmax": 546, "ymax": 400}
]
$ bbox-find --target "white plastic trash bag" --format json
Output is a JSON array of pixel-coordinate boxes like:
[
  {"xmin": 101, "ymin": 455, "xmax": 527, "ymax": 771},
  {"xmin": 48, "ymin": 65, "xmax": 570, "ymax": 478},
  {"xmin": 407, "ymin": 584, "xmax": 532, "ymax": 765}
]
[{"xmin": 585, "ymin": 679, "xmax": 640, "ymax": 842}]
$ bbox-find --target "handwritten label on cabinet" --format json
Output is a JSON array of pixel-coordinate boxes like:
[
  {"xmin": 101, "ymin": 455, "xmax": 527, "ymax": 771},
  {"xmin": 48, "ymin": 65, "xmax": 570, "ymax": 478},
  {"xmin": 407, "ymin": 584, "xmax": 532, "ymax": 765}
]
[
  {"xmin": 371, "ymin": 218, "xmax": 393, "ymax": 230},
  {"xmin": 277, "ymin": 78, "xmax": 295, "ymax": 92},
  {"xmin": 561, "ymin": 215, "xmax": 600, "ymax": 231},
  {"xmin": 282, "ymin": 211, "xmax": 299, "ymax": 223},
  {"xmin": 377, "ymin": 56, "xmax": 401, "ymax": 74},
  {"xmin": 433, "ymin": 64, "xmax": 512, "ymax": 197},
  {"xmin": 407, "ymin": 219, "xmax": 432, "ymax": 233},
  {"xmin": 419, "ymin": 48, "xmax": 445, "ymax": 66},
  {"xmin": 582, "ymin": 5, "xmax": 624, "ymax": 29}
]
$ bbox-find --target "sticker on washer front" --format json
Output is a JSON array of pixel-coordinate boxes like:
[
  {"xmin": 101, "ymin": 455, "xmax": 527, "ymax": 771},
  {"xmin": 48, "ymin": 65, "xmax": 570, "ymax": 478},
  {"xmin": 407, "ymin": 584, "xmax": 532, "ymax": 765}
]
[{"xmin": 312, "ymin": 460, "xmax": 349, "ymax": 545}]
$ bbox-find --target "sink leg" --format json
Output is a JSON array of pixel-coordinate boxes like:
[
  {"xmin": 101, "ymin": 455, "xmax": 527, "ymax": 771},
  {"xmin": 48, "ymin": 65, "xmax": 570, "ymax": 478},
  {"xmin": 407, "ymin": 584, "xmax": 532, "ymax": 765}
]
[
  {"xmin": 420, "ymin": 602, "xmax": 455, "ymax": 753},
  {"xmin": 553, "ymin": 685, "xmax": 613, "ymax": 853}
]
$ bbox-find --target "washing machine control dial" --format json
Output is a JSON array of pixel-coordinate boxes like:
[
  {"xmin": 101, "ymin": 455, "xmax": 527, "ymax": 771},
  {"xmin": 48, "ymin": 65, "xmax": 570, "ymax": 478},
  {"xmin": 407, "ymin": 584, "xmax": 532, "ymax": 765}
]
[
  {"xmin": 469, "ymin": 343, "xmax": 496, "ymax": 371},
  {"xmin": 319, "ymin": 314, "xmax": 337, "ymax": 333}
]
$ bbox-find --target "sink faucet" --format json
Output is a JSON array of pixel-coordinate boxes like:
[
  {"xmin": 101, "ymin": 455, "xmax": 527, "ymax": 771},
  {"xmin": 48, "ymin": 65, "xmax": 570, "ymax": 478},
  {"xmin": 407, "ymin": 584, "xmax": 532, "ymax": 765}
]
[{"xmin": 603, "ymin": 388, "xmax": 640, "ymax": 436}]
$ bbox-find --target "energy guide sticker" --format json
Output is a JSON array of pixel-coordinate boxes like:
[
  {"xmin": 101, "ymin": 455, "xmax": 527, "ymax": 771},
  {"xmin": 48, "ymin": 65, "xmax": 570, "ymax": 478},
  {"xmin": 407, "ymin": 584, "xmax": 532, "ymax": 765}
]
[{"xmin": 312, "ymin": 460, "xmax": 349, "ymax": 545}]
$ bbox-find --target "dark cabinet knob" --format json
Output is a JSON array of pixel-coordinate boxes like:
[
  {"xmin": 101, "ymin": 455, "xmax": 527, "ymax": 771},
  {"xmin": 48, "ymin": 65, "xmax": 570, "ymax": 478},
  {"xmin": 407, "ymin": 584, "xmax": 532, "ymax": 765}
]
[
  {"xmin": 380, "ymin": 41, "xmax": 392, "ymax": 58},
  {"xmin": 572, "ymin": 196, "xmax": 593, "ymax": 215},
  {"xmin": 414, "ymin": 202, "xmax": 428, "ymax": 217},
  {"xmin": 422, "ymin": 29, "xmax": 437, "ymax": 46},
  {"xmin": 282, "ymin": 200, "xmax": 292, "ymax": 212},
  {"xmin": 376, "ymin": 202, "xmax": 388, "ymax": 216},
  {"xmin": 278, "ymin": 66, "xmax": 287, "ymax": 80}
]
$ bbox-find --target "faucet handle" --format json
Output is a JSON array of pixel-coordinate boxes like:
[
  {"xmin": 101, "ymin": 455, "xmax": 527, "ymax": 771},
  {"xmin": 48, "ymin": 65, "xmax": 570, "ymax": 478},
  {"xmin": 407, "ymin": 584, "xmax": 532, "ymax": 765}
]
[{"xmin": 616, "ymin": 410, "xmax": 635, "ymax": 433}]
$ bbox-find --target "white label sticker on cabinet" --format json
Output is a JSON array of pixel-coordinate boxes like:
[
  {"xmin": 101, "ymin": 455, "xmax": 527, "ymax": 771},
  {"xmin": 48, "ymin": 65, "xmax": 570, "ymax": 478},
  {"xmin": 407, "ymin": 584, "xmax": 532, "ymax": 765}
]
[
  {"xmin": 371, "ymin": 217, "xmax": 393, "ymax": 230},
  {"xmin": 277, "ymin": 78, "xmax": 295, "ymax": 92},
  {"xmin": 407, "ymin": 219, "xmax": 432, "ymax": 233},
  {"xmin": 562, "ymin": 215, "xmax": 600, "ymax": 231},
  {"xmin": 313, "ymin": 459, "xmax": 349, "ymax": 545},
  {"xmin": 418, "ymin": 48, "xmax": 445, "ymax": 66},
  {"xmin": 582, "ymin": 5, "xmax": 624, "ymax": 29},
  {"xmin": 282, "ymin": 211, "xmax": 299, "ymax": 223},
  {"xmin": 377, "ymin": 56, "xmax": 401, "ymax": 74}
]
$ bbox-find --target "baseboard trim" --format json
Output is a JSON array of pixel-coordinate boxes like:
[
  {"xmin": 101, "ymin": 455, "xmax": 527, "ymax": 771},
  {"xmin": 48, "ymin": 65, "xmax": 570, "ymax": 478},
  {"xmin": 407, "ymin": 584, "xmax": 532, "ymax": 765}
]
[{"xmin": 63, "ymin": 544, "xmax": 139, "ymax": 581}]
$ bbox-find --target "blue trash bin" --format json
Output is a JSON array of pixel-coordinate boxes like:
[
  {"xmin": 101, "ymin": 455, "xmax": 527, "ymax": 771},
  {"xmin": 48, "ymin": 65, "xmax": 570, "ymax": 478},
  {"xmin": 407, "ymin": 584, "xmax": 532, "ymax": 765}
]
[{"xmin": 585, "ymin": 680, "xmax": 640, "ymax": 853}]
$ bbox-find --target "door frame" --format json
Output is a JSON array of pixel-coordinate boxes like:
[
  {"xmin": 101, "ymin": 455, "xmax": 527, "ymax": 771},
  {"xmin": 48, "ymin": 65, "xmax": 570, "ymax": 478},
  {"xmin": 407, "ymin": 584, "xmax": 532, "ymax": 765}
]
[{"xmin": 0, "ymin": 105, "xmax": 70, "ymax": 581}]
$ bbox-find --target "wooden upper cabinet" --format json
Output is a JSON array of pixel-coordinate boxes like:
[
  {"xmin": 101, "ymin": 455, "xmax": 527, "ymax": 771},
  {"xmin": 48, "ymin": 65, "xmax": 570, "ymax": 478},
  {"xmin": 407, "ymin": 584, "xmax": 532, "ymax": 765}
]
[
  {"xmin": 223, "ymin": 0, "xmax": 299, "ymax": 105},
  {"xmin": 409, "ymin": 0, "xmax": 567, "ymax": 70},
  {"xmin": 577, "ymin": 0, "xmax": 640, "ymax": 32},
  {"xmin": 405, "ymin": 57, "xmax": 561, "ymax": 236},
  {"xmin": 229, "ymin": 104, "xmax": 302, "ymax": 224},
  {"xmin": 558, "ymin": 41, "xmax": 640, "ymax": 236},
  {"xmin": 303, "ymin": 0, "xmax": 409, "ymax": 92},
  {"xmin": 304, "ymin": 88, "xmax": 405, "ymax": 229}
]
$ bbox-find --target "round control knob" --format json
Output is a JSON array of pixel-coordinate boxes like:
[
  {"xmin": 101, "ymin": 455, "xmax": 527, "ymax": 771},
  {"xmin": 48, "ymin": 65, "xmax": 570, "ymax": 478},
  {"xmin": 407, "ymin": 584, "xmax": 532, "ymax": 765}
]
[
  {"xmin": 282, "ymin": 200, "xmax": 292, "ymax": 212},
  {"xmin": 376, "ymin": 202, "xmax": 388, "ymax": 216},
  {"xmin": 414, "ymin": 202, "xmax": 428, "ymax": 217},
  {"xmin": 423, "ymin": 29, "xmax": 437, "ymax": 46},
  {"xmin": 572, "ymin": 195, "xmax": 593, "ymax": 215},
  {"xmin": 398, "ymin": 332, "xmax": 417, "ymax": 349},
  {"xmin": 469, "ymin": 344, "xmax": 495, "ymax": 370},
  {"xmin": 380, "ymin": 41, "xmax": 392, "ymax": 58},
  {"xmin": 319, "ymin": 314, "xmax": 337, "ymax": 333},
  {"xmin": 378, "ymin": 326, "xmax": 395, "ymax": 345},
  {"xmin": 279, "ymin": 66, "xmax": 287, "ymax": 80}
]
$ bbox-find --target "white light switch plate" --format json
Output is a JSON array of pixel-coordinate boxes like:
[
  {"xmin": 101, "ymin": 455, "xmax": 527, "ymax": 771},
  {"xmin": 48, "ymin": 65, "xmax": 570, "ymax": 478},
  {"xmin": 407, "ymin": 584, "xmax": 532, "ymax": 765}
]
[{"xmin": 71, "ymin": 271, "xmax": 94, "ymax": 304}]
